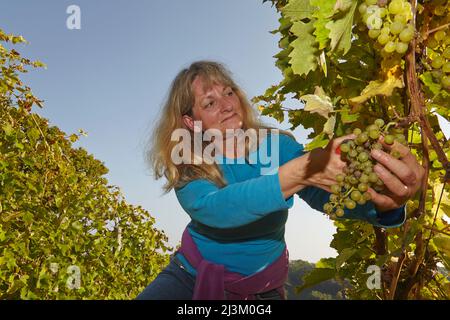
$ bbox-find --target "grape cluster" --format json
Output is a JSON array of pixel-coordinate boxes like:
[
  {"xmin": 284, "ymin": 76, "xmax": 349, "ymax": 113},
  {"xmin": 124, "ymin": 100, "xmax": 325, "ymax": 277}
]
[
  {"xmin": 323, "ymin": 119, "xmax": 407, "ymax": 220},
  {"xmin": 358, "ymin": 0, "xmax": 414, "ymax": 56},
  {"xmin": 428, "ymin": 28, "xmax": 450, "ymax": 91}
]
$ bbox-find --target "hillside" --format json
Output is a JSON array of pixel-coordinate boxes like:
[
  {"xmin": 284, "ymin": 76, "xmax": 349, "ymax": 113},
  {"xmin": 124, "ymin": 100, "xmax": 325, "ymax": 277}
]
[{"xmin": 286, "ymin": 259, "xmax": 344, "ymax": 300}]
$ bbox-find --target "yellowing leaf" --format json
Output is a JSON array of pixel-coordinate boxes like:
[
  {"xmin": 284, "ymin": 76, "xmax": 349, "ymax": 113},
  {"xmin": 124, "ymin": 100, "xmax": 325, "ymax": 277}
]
[
  {"xmin": 301, "ymin": 88, "xmax": 334, "ymax": 118},
  {"xmin": 432, "ymin": 183, "xmax": 450, "ymax": 219},
  {"xmin": 349, "ymin": 65, "xmax": 404, "ymax": 108},
  {"xmin": 323, "ymin": 115, "xmax": 336, "ymax": 139}
]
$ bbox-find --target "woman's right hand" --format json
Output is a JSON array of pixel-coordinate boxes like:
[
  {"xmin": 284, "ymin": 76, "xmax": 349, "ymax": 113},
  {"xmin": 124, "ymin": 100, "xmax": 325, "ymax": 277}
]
[
  {"xmin": 300, "ymin": 134, "xmax": 356, "ymax": 193},
  {"xmin": 278, "ymin": 134, "xmax": 355, "ymax": 199}
]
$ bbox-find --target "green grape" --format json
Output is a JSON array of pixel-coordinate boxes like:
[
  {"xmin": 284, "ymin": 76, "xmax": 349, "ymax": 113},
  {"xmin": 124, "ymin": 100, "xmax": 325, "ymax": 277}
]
[
  {"xmin": 359, "ymin": 3, "xmax": 368, "ymax": 14},
  {"xmin": 356, "ymin": 146, "xmax": 365, "ymax": 153},
  {"xmin": 353, "ymin": 128, "xmax": 362, "ymax": 135},
  {"xmin": 434, "ymin": 5, "xmax": 447, "ymax": 16},
  {"xmin": 351, "ymin": 190, "xmax": 362, "ymax": 201},
  {"xmin": 442, "ymin": 76, "xmax": 450, "ymax": 88},
  {"xmin": 372, "ymin": 142, "xmax": 383, "ymax": 150},
  {"xmin": 388, "ymin": 0, "xmax": 404, "ymax": 15},
  {"xmin": 384, "ymin": 41, "xmax": 397, "ymax": 53},
  {"xmin": 358, "ymin": 152, "xmax": 369, "ymax": 162},
  {"xmin": 344, "ymin": 199, "xmax": 356, "ymax": 210},
  {"xmin": 366, "ymin": 124, "xmax": 379, "ymax": 131},
  {"xmin": 357, "ymin": 198, "xmax": 367, "ymax": 205},
  {"xmin": 336, "ymin": 208, "xmax": 345, "ymax": 217},
  {"xmin": 364, "ymin": 166, "xmax": 373, "ymax": 174},
  {"xmin": 444, "ymin": 47, "xmax": 450, "ymax": 59},
  {"xmin": 442, "ymin": 62, "xmax": 450, "ymax": 74},
  {"xmin": 427, "ymin": 37, "xmax": 439, "ymax": 49},
  {"xmin": 349, "ymin": 149, "xmax": 358, "ymax": 158},
  {"xmin": 395, "ymin": 133, "xmax": 406, "ymax": 144},
  {"xmin": 432, "ymin": 69, "xmax": 443, "ymax": 80},
  {"xmin": 330, "ymin": 194, "xmax": 339, "ymax": 202},
  {"xmin": 349, "ymin": 176, "xmax": 359, "ymax": 185},
  {"xmin": 432, "ymin": 56, "xmax": 445, "ymax": 69},
  {"xmin": 331, "ymin": 184, "xmax": 341, "ymax": 194},
  {"xmin": 340, "ymin": 143, "xmax": 350, "ymax": 153},
  {"xmin": 358, "ymin": 182, "xmax": 369, "ymax": 192},
  {"xmin": 369, "ymin": 29, "xmax": 381, "ymax": 39},
  {"xmin": 394, "ymin": 14, "xmax": 408, "ymax": 24},
  {"xmin": 396, "ymin": 42, "xmax": 409, "ymax": 54},
  {"xmin": 399, "ymin": 28, "xmax": 414, "ymax": 42},
  {"xmin": 357, "ymin": 132, "xmax": 369, "ymax": 144},
  {"xmin": 390, "ymin": 21, "xmax": 405, "ymax": 35},
  {"xmin": 378, "ymin": 33, "xmax": 390, "ymax": 45},
  {"xmin": 380, "ymin": 26, "xmax": 390, "ymax": 35},
  {"xmin": 445, "ymin": 36, "xmax": 450, "ymax": 46},
  {"xmin": 434, "ymin": 30, "xmax": 446, "ymax": 42},
  {"xmin": 369, "ymin": 129, "xmax": 380, "ymax": 140},
  {"xmin": 336, "ymin": 173, "xmax": 345, "ymax": 183},
  {"xmin": 323, "ymin": 203, "xmax": 333, "ymax": 213},
  {"xmin": 384, "ymin": 134, "xmax": 395, "ymax": 144},
  {"xmin": 368, "ymin": 172, "xmax": 379, "ymax": 183},
  {"xmin": 379, "ymin": 8, "xmax": 388, "ymax": 18},
  {"xmin": 375, "ymin": 178, "xmax": 384, "ymax": 186},
  {"xmin": 360, "ymin": 174, "xmax": 369, "ymax": 184},
  {"xmin": 374, "ymin": 118, "xmax": 385, "ymax": 127}
]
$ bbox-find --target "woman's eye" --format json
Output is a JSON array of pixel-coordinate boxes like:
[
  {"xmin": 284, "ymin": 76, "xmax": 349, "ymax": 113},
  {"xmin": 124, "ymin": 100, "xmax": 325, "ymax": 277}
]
[
  {"xmin": 227, "ymin": 90, "xmax": 233, "ymax": 96},
  {"xmin": 205, "ymin": 101, "xmax": 214, "ymax": 108}
]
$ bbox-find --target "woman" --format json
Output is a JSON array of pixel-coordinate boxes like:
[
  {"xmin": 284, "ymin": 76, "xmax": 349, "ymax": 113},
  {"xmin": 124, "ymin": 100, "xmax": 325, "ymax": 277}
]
[{"xmin": 137, "ymin": 61, "xmax": 424, "ymax": 300}]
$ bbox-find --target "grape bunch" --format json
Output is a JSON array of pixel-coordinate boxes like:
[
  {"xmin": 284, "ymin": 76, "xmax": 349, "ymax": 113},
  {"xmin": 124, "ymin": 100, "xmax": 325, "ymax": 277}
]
[
  {"xmin": 428, "ymin": 28, "xmax": 450, "ymax": 91},
  {"xmin": 323, "ymin": 119, "xmax": 407, "ymax": 220},
  {"xmin": 358, "ymin": 0, "xmax": 414, "ymax": 56}
]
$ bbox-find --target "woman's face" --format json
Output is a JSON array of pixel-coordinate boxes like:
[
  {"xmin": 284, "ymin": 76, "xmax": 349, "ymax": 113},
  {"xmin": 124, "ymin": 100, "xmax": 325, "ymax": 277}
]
[{"xmin": 182, "ymin": 75, "xmax": 244, "ymax": 134}]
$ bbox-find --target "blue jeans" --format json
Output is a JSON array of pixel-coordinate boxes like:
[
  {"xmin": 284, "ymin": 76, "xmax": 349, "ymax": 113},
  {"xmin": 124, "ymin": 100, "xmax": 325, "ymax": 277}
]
[
  {"xmin": 136, "ymin": 256, "xmax": 195, "ymax": 300},
  {"xmin": 136, "ymin": 256, "xmax": 285, "ymax": 300}
]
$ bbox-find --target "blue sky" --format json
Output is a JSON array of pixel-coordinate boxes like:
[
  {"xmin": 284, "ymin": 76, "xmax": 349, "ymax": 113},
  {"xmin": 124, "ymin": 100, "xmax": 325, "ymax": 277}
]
[{"xmin": 1, "ymin": 0, "xmax": 341, "ymax": 262}]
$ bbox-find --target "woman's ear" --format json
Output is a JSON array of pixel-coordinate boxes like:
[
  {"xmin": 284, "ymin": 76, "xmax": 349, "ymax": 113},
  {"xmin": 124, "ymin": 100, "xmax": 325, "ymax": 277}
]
[{"xmin": 182, "ymin": 114, "xmax": 194, "ymax": 131}]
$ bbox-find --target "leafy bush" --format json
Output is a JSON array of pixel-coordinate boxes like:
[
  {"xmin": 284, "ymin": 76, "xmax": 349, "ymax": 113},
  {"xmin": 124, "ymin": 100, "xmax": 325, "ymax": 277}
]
[{"xmin": 0, "ymin": 28, "xmax": 171, "ymax": 299}]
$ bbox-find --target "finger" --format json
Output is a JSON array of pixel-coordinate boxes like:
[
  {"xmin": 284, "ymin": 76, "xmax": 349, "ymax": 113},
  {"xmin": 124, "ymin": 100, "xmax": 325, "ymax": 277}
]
[
  {"xmin": 367, "ymin": 187, "xmax": 400, "ymax": 211},
  {"xmin": 370, "ymin": 148, "xmax": 418, "ymax": 187},
  {"xmin": 333, "ymin": 134, "xmax": 356, "ymax": 148},
  {"xmin": 372, "ymin": 163, "xmax": 410, "ymax": 198},
  {"xmin": 378, "ymin": 136, "xmax": 418, "ymax": 166}
]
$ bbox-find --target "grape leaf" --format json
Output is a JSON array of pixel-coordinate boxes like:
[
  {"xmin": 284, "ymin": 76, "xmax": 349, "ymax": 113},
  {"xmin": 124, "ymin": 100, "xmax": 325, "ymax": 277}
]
[
  {"xmin": 348, "ymin": 65, "xmax": 404, "ymax": 107},
  {"xmin": 301, "ymin": 92, "xmax": 334, "ymax": 118},
  {"xmin": 420, "ymin": 72, "xmax": 443, "ymax": 96},
  {"xmin": 323, "ymin": 115, "xmax": 336, "ymax": 139},
  {"xmin": 325, "ymin": 0, "xmax": 357, "ymax": 54},
  {"xmin": 295, "ymin": 267, "xmax": 336, "ymax": 293},
  {"xmin": 289, "ymin": 21, "xmax": 318, "ymax": 76},
  {"xmin": 304, "ymin": 132, "xmax": 329, "ymax": 151},
  {"xmin": 310, "ymin": 0, "xmax": 336, "ymax": 50},
  {"xmin": 281, "ymin": 0, "xmax": 315, "ymax": 21}
]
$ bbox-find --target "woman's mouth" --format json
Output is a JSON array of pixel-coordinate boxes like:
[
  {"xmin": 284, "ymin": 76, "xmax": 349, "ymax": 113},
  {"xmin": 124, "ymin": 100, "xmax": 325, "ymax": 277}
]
[{"xmin": 222, "ymin": 113, "xmax": 236, "ymax": 123}]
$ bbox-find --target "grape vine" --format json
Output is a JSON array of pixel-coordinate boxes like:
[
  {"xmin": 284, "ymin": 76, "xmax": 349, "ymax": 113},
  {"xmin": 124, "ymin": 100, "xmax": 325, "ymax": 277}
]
[{"xmin": 258, "ymin": 0, "xmax": 450, "ymax": 299}]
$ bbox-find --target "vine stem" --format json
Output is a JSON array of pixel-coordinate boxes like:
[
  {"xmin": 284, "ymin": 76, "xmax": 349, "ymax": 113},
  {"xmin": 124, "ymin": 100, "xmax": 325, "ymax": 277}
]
[{"xmin": 427, "ymin": 22, "xmax": 450, "ymax": 36}]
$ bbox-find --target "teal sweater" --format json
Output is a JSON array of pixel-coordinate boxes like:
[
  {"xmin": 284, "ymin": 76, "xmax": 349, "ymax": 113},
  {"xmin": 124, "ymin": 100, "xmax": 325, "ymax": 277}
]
[{"xmin": 174, "ymin": 133, "xmax": 406, "ymax": 277}]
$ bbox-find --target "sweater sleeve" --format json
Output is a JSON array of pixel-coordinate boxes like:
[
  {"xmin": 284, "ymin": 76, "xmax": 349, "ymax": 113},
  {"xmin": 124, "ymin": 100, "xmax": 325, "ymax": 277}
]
[
  {"xmin": 175, "ymin": 172, "xmax": 294, "ymax": 229},
  {"xmin": 279, "ymin": 134, "xmax": 407, "ymax": 229}
]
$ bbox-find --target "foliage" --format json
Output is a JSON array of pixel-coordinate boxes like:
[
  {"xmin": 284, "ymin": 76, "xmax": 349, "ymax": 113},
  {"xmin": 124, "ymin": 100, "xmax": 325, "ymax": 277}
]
[
  {"xmin": 0, "ymin": 28, "xmax": 171, "ymax": 299},
  {"xmin": 258, "ymin": 0, "xmax": 450, "ymax": 299}
]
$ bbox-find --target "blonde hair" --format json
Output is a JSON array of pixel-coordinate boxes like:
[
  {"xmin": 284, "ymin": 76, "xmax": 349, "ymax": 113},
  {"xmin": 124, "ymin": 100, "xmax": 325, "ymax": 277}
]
[{"xmin": 146, "ymin": 60, "xmax": 293, "ymax": 193}]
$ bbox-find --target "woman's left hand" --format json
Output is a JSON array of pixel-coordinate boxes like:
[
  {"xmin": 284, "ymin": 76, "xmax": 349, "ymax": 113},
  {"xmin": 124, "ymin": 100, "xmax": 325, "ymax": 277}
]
[{"xmin": 368, "ymin": 137, "xmax": 425, "ymax": 212}]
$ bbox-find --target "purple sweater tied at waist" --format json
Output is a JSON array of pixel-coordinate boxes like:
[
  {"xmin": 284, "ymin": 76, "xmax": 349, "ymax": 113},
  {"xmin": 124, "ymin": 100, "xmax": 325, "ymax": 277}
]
[{"xmin": 177, "ymin": 227, "xmax": 289, "ymax": 300}]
